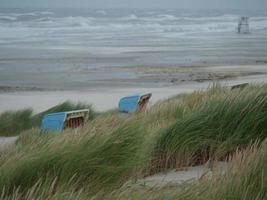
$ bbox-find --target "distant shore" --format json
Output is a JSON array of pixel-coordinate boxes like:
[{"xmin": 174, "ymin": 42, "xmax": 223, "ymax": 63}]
[
  {"xmin": 0, "ymin": 64, "xmax": 267, "ymax": 114},
  {"xmin": 110, "ymin": 64, "xmax": 267, "ymax": 85},
  {"xmin": 1, "ymin": 64, "xmax": 267, "ymax": 93},
  {"xmin": 0, "ymin": 85, "xmax": 54, "ymax": 93}
]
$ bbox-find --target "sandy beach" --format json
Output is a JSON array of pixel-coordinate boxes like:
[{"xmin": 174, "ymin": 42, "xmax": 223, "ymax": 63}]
[
  {"xmin": 1, "ymin": 6, "xmax": 267, "ymax": 199},
  {"xmin": 0, "ymin": 136, "xmax": 18, "ymax": 146},
  {"xmin": 1, "ymin": 8, "xmax": 267, "ymax": 113},
  {"xmin": 0, "ymin": 64, "xmax": 267, "ymax": 113},
  {"xmin": 124, "ymin": 162, "xmax": 227, "ymax": 188}
]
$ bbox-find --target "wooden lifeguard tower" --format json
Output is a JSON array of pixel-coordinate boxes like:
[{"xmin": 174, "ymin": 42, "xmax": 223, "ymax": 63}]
[{"xmin": 238, "ymin": 16, "xmax": 250, "ymax": 34}]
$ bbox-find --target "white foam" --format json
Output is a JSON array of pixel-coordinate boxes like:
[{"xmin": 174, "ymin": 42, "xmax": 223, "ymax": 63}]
[
  {"xmin": 9, "ymin": 11, "xmax": 53, "ymax": 17},
  {"xmin": 0, "ymin": 15, "xmax": 17, "ymax": 21},
  {"xmin": 0, "ymin": 10, "xmax": 267, "ymax": 45},
  {"xmin": 119, "ymin": 14, "xmax": 139, "ymax": 21},
  {"xmin": 38, "ymin": 11, "xmax": 54, "ymax": 15},
  {"xmin": 157, "ymin": 14, "xmax": 178, "ymax": 20}
]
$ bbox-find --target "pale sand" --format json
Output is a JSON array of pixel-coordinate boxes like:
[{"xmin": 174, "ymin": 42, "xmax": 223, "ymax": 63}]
[
  {"xmin": 0, "ymin": 73, "xmax": 267, "ymax": 114},
  {"xmin": 0, "ymin": 136, "xmax": 18, "ymax": 148},
  {"xmin": 123, "ymin": 162, "xmax": 227, "ymax": 188},
  {"xmin": 0, "ymin": 86, "xmax": 195, "ymax": 113}
]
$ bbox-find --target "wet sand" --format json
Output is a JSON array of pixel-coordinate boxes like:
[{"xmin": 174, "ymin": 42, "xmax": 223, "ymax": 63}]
[
  {"xmin": 0, "ymin": 71, "xmax": 267, "ymax": 113},
  {"xmin": 1, "ymin": 64, "xmax": 267, "ymax": 91},
  {"xmin": 111, "ymin": 64, "xmax": 267, "ymax": 84}
]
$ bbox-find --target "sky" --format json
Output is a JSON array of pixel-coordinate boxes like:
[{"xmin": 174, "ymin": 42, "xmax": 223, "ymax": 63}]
[{"xmin": 0, "ymin": 0, "xmax": 267, "ymax": 9}]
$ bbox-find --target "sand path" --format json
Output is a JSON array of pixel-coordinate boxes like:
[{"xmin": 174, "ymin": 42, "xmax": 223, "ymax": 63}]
[
  {"xmin": 124, "ymin": 162, "xmax": 227, "ymax": 188},
  {"xmin": 0, "ymin": 136, "xmax": 18, "ymax": 147}
]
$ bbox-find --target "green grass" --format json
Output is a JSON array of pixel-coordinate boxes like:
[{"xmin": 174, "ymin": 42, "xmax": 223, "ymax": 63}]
[
  {"xmin": 152, "ymin": 84, "xmax": 267, "ymax": 172},
  {"xmin": 0, "ymin": 109, "xmax": 33, "ymax": 137},
  {"xmin": 0, "ymin": 101, "xmax": 97, "ymax": 136},
  {"xmin": 0, "ymin": 84, "xmax": 266, "ymax": 199},
  {"xmin": 96, "ymin": 139, "xmax": 267, "ymax": 200},
  {"xmin": 2, "ymin": 140, "xmax": 266, "ymax": 200}
]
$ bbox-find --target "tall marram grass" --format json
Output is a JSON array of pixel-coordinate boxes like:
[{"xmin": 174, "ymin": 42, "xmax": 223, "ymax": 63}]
[
  {"xmin": 96, "ymin": 139, "xmax": 267, "ymax": 200},
  {"xmin": 0, "ymin": 101, "xmax": 97, "ymax": 136},
  {"xmin": 0, "ymin": 84, "xmax": 266, "ymax": 199},
  {"xmin": 0, "ymin": 109, "xmax": 33, "ymax": 137},
  {"xmin": 151, "ymin": 84, "xmax": 267, "ymax": 172},
  {"xmin": 0, "ymin": 122, "xmax": 149, "ymax": 195},
  {"xmin": 2, "ymin": 137, "xmax": 267, "ymax": 200}
]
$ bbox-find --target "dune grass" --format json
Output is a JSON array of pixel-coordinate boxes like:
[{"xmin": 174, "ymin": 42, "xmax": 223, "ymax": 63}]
[
  {"xmin": 0, "ymin": 101, "xmax": 97, "ymax": 136},
  {"xmin": 2, "ymin": 139, "xmax": 266, "ymax": 200},
  {"xmin": 151, "ymin": 84, "xmax": 267, "ymax": 172},
  {"xmin": 96, "ymin": 139, "xmax": 267, "ymax": 200},
  {"xmin": 2, "ymin": 139, "xmax": 267, "ymax": 200},
  {"xmin": 0, "ymin": 109, "xmax": 33, "ymax": 137},
  {"xmin": 0, "ymin": 84, "xmax": 266, "ymax": 199}
]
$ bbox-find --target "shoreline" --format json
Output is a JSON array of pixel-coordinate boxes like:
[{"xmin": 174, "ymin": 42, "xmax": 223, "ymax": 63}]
[
  {"xmin": 0, "ymin": 72, "xmax": 267, "ymax": 114},
  {"xmin": 1, "ymin": 64, "xmax": 267, "ymax": 92},
  {"xmin": 110, "ymin": 64, "xmax": 267, "ymax": 85}
]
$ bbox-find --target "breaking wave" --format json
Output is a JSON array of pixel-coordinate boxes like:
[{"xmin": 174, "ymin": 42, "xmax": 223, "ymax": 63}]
[
  {"xmin": 118, "ymin": 14, "xmax": 139, "ymax": 21},
  {"xmin": 0, "ymin": 9, "xmax": 267, "ymax": 43},
  {"xmin": 0, "ymin": 15, "xmax": 17, "ymax": 21},
  {"xmin": 0, "ymin": 11, "xmax": 54, "ymax": 22}
]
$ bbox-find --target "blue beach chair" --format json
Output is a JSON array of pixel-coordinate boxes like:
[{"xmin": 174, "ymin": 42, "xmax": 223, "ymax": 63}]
[
  {"xmin": 41, "ymin": 109, "xmax": 89, "ymax": 132},
  {"xmin": 118, "ymin": 93, "xmax": 152, "ymax": 113}
]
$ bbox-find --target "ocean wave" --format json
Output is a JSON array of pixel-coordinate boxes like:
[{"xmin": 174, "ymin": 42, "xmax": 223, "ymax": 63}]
[
  {"xmin": 157, "ymin": 14, "xmax": 178, "ymax": 20},
  {"xmin": 119, "ymin": 14, "xmax": 139, "ymax": 21},
  {"xmin": 31, "ymin": 16, "xmax": 94, "ymax": 28},
  {"xmin": 163, "ymin": 22, "xmax": 236, "ymax": 34},
  {"xmin": 0, "ymin": 17, "xmax": 257, "ymax": 33},
  {"xmin": 0, "ymin": 11, "xmax": 54, "ymax": 23},
  {"xmin": 8, "ymin": 12, "xmax": 37, "ymax": 17},
  {"xmin": 62, "ymin": 16, "xmax": 94, "ymax": 27},
  {"xmin": 38, "ymin": 11, "xmax": 54, "ymax": 15},
  {"xmin": 0, "ymin": 11, "xmax": 267, "ymax": 41},
  {"xmin": 35, "ymin": 17, "xmax": 54, "ymax": 22},
  {"xmin": 11, "ymin": 11, "xmax": 54, "ymax": 17},
  {"xmin": 251, "ymin": 16, "xmax": 267, "ymax": 21},
  {"xmin": 0, "ymin": 16, "xmax": 17, "ymax": 21},
  {"xmin": 121, "ymin": 13, "xmax": 240, "ymax": 23},
  {"xmin": 178, "ymin": 14, "xmax": 239, "ymax": 22}
]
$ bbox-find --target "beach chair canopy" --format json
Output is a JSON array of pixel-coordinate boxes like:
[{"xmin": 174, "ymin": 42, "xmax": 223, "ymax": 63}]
[
  {"xmin": 41, "ymin": 109, "xmax": 89, "ymax": 132},
  {"xmin": 118, "ymin": 93, "xmax": 152, "ymax": 113}
]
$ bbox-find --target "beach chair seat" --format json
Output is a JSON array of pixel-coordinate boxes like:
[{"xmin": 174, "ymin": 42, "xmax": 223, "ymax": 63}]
[
  {"xmin": 41, "ymin": 109, "xmax": 89, "ymax": 132},
  {"xmin": 119, "ymin": 93, "xmax": 152, "ymax": 113}
]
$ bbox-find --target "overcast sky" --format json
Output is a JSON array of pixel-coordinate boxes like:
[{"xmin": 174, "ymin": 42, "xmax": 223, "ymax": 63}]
[{"xmin": 1, "ymin": 0, "xmax": 267, "ymax": 9}]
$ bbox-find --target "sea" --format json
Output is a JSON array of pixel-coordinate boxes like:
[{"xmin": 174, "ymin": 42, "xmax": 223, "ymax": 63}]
[{"xmin": 0, "ymin": 8, "xmax": 267, "ymax": 88}]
